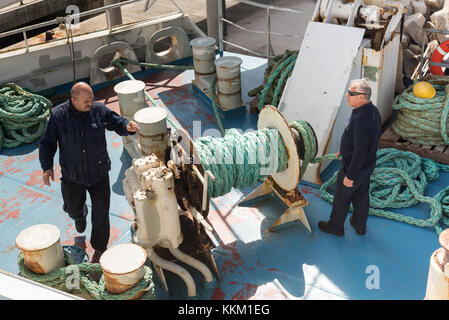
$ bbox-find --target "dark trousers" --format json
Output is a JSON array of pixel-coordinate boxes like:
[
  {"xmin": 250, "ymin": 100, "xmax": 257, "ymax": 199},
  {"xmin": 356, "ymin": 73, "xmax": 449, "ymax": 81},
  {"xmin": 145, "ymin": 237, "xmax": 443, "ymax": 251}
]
[
  {"xmin": 329, "ymin": 166, "xmax": 372, "ymax": 233},
  {"xmin": 61, "ymin": 175, "xmax": 110, "ymax": 252}
]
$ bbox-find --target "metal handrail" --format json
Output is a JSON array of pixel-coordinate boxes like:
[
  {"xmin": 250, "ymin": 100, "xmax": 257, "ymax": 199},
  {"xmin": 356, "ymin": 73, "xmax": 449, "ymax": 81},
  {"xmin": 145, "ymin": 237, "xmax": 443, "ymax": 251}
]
[
  {"xmin": 221, "ymin": 17, "xmax": 301, "ymax": 39},
  {"xmin": 223, "ymin": 40, "xmax": 275, "ymax": 58},
  {"xmin": 0, "ymin": 0, "xmax": 144, "ymax": 39},
  {"xmin": 0, "ymin": 0, "xmax": 24, "ymax": 10},
  {"xmin": 415, "ymin": 27, "xmax": 449, "ymax": 80},
  {"xmin": 0, "ymin": 0, "xmax": 183, "ymax": 52},
  {"xmin": 235, "ymin": 0, "xmax": 311, "ymax": 15},
  {"xmin": 218, "ymin": 0, "xmax": 312, "ymax": 61}
]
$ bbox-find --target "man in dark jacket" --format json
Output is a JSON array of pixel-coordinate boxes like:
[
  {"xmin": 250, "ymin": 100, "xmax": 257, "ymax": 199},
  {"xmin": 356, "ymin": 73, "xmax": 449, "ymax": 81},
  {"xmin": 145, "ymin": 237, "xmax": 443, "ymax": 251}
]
[
  {"xmin": 318, "ymin": 79, "xmax": 382, "ymax": 236},
  {"xmin": 39, "ymin": 82, "xmax": 139, "ymax": 262}
]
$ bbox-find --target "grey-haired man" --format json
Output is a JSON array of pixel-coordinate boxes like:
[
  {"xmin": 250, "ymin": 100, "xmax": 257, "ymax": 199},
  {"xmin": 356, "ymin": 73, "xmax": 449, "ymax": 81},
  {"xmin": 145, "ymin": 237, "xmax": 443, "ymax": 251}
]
[{"xmin": 318, "ymin": 79, "xmax": 382, "ymax": 236}]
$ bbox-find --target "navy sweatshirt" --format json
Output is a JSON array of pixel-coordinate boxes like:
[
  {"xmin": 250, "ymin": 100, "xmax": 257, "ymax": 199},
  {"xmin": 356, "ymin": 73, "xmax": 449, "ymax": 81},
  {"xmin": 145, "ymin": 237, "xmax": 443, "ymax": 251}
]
[
  {"xmin": 340, "ymin": 102, "xmax": 382, "ymax": 181},
  {"xmin": 39, "ymin": 100, "xmax": 135, "ymax": 186}
]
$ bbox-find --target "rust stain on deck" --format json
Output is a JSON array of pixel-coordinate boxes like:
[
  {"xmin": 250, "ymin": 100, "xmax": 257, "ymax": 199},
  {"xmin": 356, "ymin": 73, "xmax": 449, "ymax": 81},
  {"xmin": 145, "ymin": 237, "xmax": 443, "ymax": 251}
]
[
  {"xmin": 220, "ymin": 242, "xmax": 244, "ymax": 275},
  {"xmin": 17, "ymin": 186, "xmax": 51, "ymax": 204},
  {"xmin": 231, "ymin": 283, "xmax": 259, "ymax": 300},
  {"xmin": 211, "ymin": 287, "xmax": 226, "ymax": 300}
]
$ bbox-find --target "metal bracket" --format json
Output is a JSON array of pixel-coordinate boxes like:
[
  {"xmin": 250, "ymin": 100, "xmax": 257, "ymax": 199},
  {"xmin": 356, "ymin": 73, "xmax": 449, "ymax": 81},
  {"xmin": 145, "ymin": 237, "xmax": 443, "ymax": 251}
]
[
  {"xmin": 238, "ymin": 177, "xmax": 311, "ymax": 233},
  {"xmin": 191, "ymin": 164, "xmax": 215, "ymax": 213},
  {"xmin": 346, "ymin": 0, "xmax": 363, "ymax": 27}
]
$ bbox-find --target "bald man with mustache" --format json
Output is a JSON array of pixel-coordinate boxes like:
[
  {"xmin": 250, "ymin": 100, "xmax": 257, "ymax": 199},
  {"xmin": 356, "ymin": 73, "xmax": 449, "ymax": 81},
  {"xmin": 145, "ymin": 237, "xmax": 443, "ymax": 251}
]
[{"xmin": 39, "ymin": 82, "xmax": 139, "ymax": 263}]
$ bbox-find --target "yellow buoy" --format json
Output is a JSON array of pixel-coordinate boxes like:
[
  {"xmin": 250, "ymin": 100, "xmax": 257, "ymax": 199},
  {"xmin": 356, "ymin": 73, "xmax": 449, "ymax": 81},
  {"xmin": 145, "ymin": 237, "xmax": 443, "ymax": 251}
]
[{"xmin": 413, "ymin": 81, "xmax": 436, "ymax": 99}]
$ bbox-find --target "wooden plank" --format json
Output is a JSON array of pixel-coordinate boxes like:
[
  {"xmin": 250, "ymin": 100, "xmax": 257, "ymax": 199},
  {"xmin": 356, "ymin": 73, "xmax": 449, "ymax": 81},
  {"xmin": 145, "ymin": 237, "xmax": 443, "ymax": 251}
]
[
  {"xmin": 380, "ymin": 127, "xmax": 397, "ymax": 142},
  {"xmin": 434, "ymin": 145, "xmax": 447, "ymax": 153},
  {"xmin": 379, "ymin": 124, "xmax": 449, "ymax": 164},
  {"xmin": 420, "ymin": 144, "xmax": 433, "ymax": 152}
]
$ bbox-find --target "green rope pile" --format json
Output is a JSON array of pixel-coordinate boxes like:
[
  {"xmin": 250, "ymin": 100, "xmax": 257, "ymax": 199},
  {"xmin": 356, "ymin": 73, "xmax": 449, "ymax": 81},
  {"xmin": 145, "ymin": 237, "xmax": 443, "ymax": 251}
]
[
  {"xmin": 0, "ymin": 83, "xmax": 52, "ymax": 150},
  {"xmin": 248, "ymin": 50, "xmax": 298, "ymax": 111},
  {"xmin": 320, "ymin": 148, "xmax": 449, "ymax": 234},
  {"xmin": 18, "ymin": 247, "xmax": 155, "ymax": 300},
  {"xmin": 392, "ymin": 75, "xmax": 449, "ymax": 145},
  {"xmin": 195, "ymin": 119, "xmax": 338, "ymax": 198}
]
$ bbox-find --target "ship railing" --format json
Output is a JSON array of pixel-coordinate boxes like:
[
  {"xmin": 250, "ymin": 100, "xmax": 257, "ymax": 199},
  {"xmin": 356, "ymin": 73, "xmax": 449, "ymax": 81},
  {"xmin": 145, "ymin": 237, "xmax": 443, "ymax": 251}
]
[
  {"xmin": 0, "ymin": 0, "xmax": 183, "ymax": 53},
  {"xmin": 413, "ymin": 28, "xmax": 449, "ymax": 80},
  {"xmin": 218, "ymin": 0, "xmax": 312, "ymax": 61}
]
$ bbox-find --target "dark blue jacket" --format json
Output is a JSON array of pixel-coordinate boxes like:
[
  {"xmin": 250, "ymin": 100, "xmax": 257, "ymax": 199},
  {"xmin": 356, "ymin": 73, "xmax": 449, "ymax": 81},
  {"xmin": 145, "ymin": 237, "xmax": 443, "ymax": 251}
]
[
  {"xmin": 39, "ymin": 100, "xmax": 135, "ymax": 186},
  {"xmin": 340, "ymin": 102, "xmax": 382, "ymax": 181}
]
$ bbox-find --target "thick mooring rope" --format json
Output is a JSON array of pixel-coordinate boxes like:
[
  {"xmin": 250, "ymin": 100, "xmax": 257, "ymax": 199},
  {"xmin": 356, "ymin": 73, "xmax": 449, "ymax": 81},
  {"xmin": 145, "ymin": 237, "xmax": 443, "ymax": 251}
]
[
  {"xmin": 320, "ymin": 148, "xmax": 449, "ymax": 234},
  {"xmin": 195, "ymin": 119, "xmax": 337, "ymax": 198},
  {"xmin": 18, "ymin": 247, "xmax": 155, "ymax": 300},
  {"xmin": 248, "ymin": 50, "xmax": 298, "ymax": 111},
  {"xmin": 392, "ymin": 75, "xmax": 449, "ymax": 145},
  {"xmin": 0, "ymin": 83, "xmax": 52, "ymax": 150}
]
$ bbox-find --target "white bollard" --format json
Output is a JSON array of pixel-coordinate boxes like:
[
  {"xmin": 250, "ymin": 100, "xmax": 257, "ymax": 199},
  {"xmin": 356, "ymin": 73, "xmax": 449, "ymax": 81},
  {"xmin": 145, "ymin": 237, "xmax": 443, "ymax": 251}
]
[
  {"xmin": 425, "ymin": 229, "xmax": 449, "ymax": 299},
  {"xmin": 15, "ymin": 224, "xmax": 65, "ymax": 274},
  {"xmin": 133, "ymin": 107, "xmax": 168, "ymax": 160},
  {"xmin": 114, "ymin": 80, "xmax": 148, "ymax": 159},
  {"xmin": 99, "ymin": 243, "xmax": 147, "ymax": 298},
  {"xmin": 214, "ymin": 56, "xmax": 243, "ymax": 111}
]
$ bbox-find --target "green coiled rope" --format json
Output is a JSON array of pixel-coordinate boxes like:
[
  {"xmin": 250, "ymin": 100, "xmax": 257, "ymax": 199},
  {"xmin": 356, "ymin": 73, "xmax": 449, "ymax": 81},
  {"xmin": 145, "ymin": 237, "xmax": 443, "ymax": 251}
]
[
  {"xmin": 392, "ymin": 75, "xmax": 449, "ymax": 145},
  {"xmin": 320, "ymin": 148, "xmax": 449, "ymax": 234},
  {"xmin": 0, "ymin": 83, "xmax": 52, "ymax": 150},
  {"xmin": 248, "ymin": 50, "xmax": 298, "ymax": 110},
  {"xmin": 18, "ymin": 247, "xmax": 155, "ymax": 300},
  {"xmin": 194, "ymin": 119, "xmax": 338, "ymax": 198}
]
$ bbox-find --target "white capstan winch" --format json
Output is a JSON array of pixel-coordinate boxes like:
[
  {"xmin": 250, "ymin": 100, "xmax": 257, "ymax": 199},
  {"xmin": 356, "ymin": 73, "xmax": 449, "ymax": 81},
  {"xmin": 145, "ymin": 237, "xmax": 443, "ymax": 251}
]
[
  {"xmin": 123, "ymin": 154, "xmax": 218, "ymax": 298},
  {"xmin": 425, "ymin": 228, "xmax": 449, "ymax": 300}
]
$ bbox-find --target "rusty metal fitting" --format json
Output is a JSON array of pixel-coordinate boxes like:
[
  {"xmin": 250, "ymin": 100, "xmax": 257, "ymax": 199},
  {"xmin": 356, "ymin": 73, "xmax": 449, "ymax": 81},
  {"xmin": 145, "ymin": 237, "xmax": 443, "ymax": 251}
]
[{"xmin": 438, "ymin": 228, "xmax": 449, "ymax": 267}]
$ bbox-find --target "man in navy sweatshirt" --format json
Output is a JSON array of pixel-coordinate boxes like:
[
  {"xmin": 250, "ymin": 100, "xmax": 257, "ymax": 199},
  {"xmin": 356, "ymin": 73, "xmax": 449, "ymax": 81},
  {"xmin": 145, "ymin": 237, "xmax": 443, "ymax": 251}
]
[
  {"xmin": 39, "ymin": 82, "xmax": 139, "ymax": 263},
  {"xmin": 318, "ymin": 79, "xmax": 382, "ymax": 236}
]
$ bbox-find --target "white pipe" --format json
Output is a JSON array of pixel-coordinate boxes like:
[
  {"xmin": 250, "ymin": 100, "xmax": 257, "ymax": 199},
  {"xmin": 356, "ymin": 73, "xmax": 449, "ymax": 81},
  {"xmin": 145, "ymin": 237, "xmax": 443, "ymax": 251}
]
[
  {"xmin": 168, "ymin": 248, "xmax": 214, "ymax": 283},
  {"xmin": 147, "ymin": 248, "xmax": 197, "ymax": 297}
]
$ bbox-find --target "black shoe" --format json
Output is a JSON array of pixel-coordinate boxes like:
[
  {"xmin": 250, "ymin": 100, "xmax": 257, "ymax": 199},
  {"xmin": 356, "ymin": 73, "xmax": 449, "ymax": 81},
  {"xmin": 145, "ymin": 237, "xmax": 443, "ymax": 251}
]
[
  {"xmin": 71, "ymin": 204, "xmax": 87, "ymax": 233},
  {"xmin": 75, "ymin": 218, "xmax": 87, "ymax": 233},
  {"xmin": 350, "ymin": 216, "xmax": 366, "ymax": 235},
  {"xmin": 318, "ymin": 221, "xmax": 344, "ymax": 236},
  {"xmin": 91, "ymin": 249, "xmax": 105, "ymax": 264}
]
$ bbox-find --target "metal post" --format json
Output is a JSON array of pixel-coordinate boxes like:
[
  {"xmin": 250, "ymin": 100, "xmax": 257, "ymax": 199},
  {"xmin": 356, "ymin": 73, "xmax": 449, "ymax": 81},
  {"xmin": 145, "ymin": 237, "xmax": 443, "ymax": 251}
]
[
  {"xmin": 266, "ymin": 7, "xmax": 271, "ymax": 61},
  {"xmin": 106, "ymin": 9, "xmax": 112, "ymax": 35},
  {"xmin": 104, "ymin": 0, "xmax": 123, "ymax": 27},
  {"xmin": 22, "ymin": 31, "xmax": 28, "ymax": 53},
  {"xmin": 207, "ymin": 0, "xmax": 219, "ymax": 40},
  {"xmin": 218, "ymin": 0, "xmax": 224, "ymax": 57},
  {"xmin": 417, "ymin": 30, "xmax": 427, "ymax": 79}
]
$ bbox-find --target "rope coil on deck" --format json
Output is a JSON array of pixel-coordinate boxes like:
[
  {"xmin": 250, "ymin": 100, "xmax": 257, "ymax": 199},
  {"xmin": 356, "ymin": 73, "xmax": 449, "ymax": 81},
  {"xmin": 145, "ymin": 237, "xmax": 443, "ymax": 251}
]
[
  {"xmin": 17, "ymin": 246, "xmax": 155, "ymax": 300},
  {"xmin": 392, "ymin": 75, "xmax": 449, "ymax": 145},
  {"xmin": 320, "ymin": 148, "xmax": 449, "ymax": 234},
  {"xmin": 0, "ymin": 83, "xmax": 52, "ymax": 150}
]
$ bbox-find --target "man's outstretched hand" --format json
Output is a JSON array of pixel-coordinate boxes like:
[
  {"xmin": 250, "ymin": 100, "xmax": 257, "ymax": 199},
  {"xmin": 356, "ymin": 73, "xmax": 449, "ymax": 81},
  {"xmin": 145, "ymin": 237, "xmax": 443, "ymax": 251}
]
[
  {"xmin": 126, "ymin": 121, "xmax": 140, "ymax": 133},
  {"xmin": 43, "ymin": 169, "xmax": 54, "ymax": 186}
]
